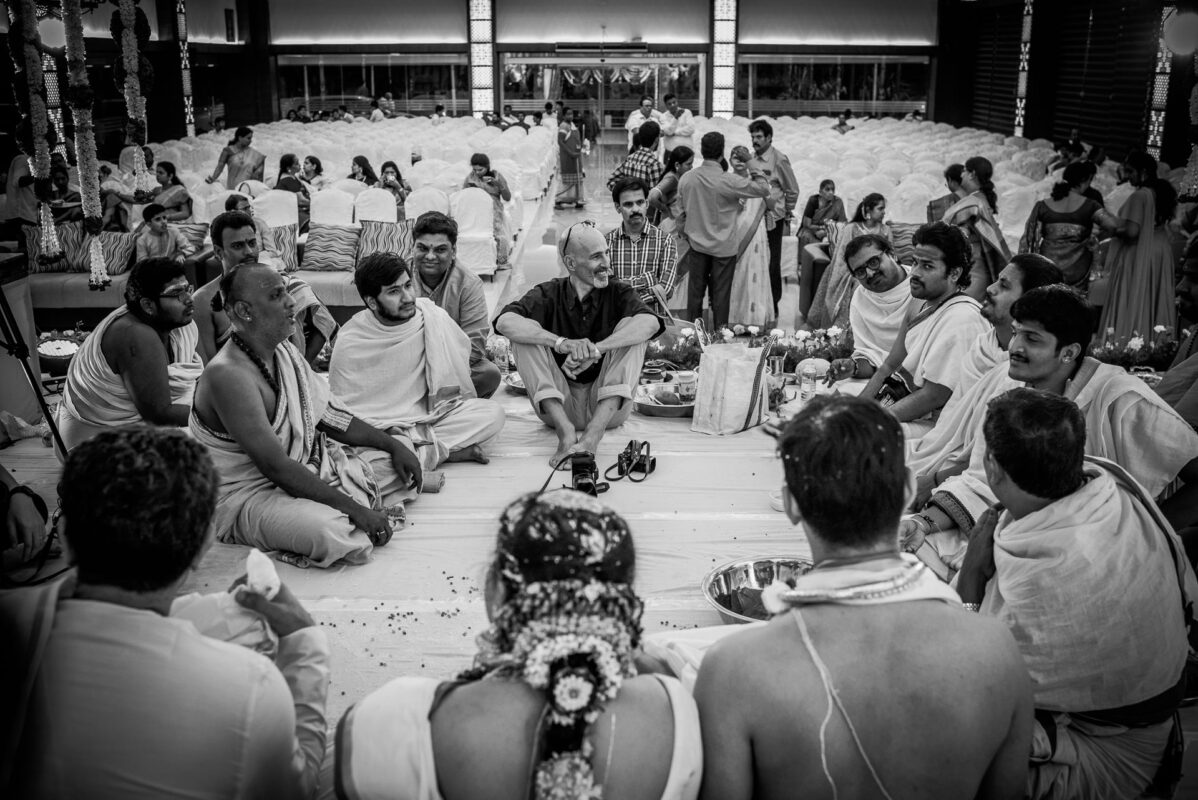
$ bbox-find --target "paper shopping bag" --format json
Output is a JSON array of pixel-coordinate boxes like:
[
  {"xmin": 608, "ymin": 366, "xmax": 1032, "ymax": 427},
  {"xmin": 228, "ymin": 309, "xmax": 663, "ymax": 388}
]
[{"xmin": 691, "ymin": 344, "xmax": 771, "ymax": 435}]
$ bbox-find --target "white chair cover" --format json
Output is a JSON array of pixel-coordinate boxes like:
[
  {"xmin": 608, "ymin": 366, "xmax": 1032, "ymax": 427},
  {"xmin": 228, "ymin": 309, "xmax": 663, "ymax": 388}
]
[
  {"xmin": 309, "ymin": 188, "xmax": 356, "ymax": 226},
  {"xmin": 330, "ymin": 178, "xmax": 368, "ymax": 197},
  {"xmin": 355, "ymin": 187, "xmax": 398, "ymax": 223},
  {"xmin": 234, "ymin": 179, "xmax": 270, "ymax": 199},
  {"xmin": 251, "ymin": 190, "xmax": 299, "ymax": 228},
  {"xmin": 451, "ymin": 187, "xmax": 498, "ymax": 277},
  {"xmin": 405, "ymin": 186, "xmax": 450, "ymax": 218},
  {"xmin": 198, "ymin": 190, "xmax": 234, "ymax": 225}
]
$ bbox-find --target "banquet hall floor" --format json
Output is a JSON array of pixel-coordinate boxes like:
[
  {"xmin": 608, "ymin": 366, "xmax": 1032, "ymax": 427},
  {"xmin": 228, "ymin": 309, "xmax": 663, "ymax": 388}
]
[{"xmin": 7, "ymin": 139, "xmax": 1198, "ymax": 791}]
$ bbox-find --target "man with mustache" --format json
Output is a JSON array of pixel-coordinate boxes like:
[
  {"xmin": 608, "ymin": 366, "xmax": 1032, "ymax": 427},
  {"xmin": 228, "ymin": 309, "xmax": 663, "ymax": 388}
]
[
  {"xmin": 57, "ymin": 257, "xmax": 204, "ymax": 452},
  {"xmin": 604, "ymin": 177, "xmax": 678, "ymax": 308},
  {"xmin": 859, "ymin": 222, "xmax": 989, "ymax": 437},
  {"xmin": 192, "ymin": 210, "xmax": 335, "ymax": 366},
  {"xmin": 496, "ymin": 222, "xmax": 664, "ymax": 467},
  {"xmin": 191, "ymin": 262, "xmax": 423, "ymax": 568},
  {"xmin": 328, "ymin": 252, "xmax": 505, "ymax": 476},
  {"xmin": 901, "ymin": 286, "xmax": 1198, "ymax": 580},
  {"xmin": 409, "ymin": 212, "xmax": 501, "ymax": 398}
]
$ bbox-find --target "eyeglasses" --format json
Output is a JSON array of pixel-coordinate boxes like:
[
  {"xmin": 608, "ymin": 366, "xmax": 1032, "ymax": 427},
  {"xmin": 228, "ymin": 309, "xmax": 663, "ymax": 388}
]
[
  {"xmin": 159, "ymin": 283, "xmax": 195, "ymax": 300},
  {"xmin": 560, "ymin": 220, "xmax": 597, "ymax": 258},
  {"xmin": 849, "ymin": 254, "xmax": 889, "ymax": 281}
]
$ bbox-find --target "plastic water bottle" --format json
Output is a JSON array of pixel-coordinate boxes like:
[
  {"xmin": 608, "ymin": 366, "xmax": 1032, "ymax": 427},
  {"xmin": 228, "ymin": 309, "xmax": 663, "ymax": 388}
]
[{"xmin": 800, "ymin": 364, "xmax": 818, "ymax": 402}]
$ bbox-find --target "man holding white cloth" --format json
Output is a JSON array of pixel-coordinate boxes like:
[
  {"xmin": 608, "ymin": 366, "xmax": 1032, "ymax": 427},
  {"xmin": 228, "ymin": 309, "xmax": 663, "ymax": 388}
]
[{"xmin": 329, "ymin": 253, "xmax": 505, "ymax": 474}]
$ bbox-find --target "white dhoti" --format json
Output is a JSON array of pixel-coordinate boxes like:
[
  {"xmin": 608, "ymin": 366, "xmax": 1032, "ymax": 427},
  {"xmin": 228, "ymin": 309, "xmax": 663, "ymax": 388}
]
[
  {"xmin": 328, "ymin": 300, "xmax": 505, "ymax": 471},
  {"xmin": 191, "ymin": 341, "xmax": 416, "ymax": 568}
]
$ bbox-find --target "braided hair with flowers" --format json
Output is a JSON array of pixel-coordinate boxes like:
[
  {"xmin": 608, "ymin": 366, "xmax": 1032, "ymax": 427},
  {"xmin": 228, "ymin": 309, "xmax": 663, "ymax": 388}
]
[{"xmin": 463, "ymin": 489, "xmax": 644, "ymax": 800}]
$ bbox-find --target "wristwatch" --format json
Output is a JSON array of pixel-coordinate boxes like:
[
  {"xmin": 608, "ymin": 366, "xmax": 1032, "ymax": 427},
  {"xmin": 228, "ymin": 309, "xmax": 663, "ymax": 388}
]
[{"xmin": 553, "ymin": 336, "xmax": 566, "ymax": 353}]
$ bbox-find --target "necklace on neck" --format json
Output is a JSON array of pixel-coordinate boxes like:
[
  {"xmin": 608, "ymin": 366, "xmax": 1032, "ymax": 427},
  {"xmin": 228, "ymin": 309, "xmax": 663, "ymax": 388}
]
[{"xmin": 230, "ymin": 333, "xmax": 279, "ymax": 395}]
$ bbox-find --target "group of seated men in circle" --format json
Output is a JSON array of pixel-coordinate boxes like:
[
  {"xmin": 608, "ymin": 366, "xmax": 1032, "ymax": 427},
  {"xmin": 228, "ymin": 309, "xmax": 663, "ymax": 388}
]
[{"xmin": 2, "ymin": 181, "xmax": 1198, "ymax": 797}]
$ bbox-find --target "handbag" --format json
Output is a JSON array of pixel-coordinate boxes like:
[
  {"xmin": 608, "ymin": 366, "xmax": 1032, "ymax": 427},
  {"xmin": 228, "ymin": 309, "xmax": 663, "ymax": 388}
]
[{"xmin": 691, "ymin": 337, "xmax": 774, "ymax": 436}]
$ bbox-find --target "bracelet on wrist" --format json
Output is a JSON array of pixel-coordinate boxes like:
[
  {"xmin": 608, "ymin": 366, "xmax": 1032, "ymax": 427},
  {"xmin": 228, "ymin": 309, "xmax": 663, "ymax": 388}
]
[{"xmin": 915, "ymin": 511, "xmax": 941, "ymax": 535}]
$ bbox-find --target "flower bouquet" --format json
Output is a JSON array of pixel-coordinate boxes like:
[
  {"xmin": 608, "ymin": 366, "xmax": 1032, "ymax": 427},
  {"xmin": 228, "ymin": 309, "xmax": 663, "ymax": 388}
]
[
  {"xmin": 1090, "ymin": 326, "xmax": 1177, "ymax": 372},
  {"xmin": 765, "ymin": 326, "xmax": 855, "ymax": 372}
]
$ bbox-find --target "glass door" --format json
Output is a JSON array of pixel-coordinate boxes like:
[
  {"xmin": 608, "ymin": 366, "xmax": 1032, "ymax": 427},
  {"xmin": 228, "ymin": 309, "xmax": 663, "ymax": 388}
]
[{"xmin": 501, "ymin": 54, "xmax": 705, "ymax": 125}]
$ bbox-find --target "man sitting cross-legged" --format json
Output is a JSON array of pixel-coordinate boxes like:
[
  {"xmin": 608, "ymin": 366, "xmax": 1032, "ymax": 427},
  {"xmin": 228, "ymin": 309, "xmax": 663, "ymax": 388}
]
[
  {"xmin": 190, "ymin": 262, "xmax": 423, "ymax": 568},
  {"xmin": 192, "ymin": 210, "xmax": 335, "ymax": 366},
  {"xmin": 957, "ymin": 389, "xmax": 1195, "ymax": 799},
  {"xmin": 859, "ymin": 222, "xmax": 990, "ymax": 436},
  {"xmin": 824, "ymin": 233, "xmax": 917, "ymax": 383},
  {"xmin": 695, "ymin": 395, "xmax": 1032, "ymax": 800},
  {"xmin": 57, "ymin": 257, "xmax": 203, "ymax": 453},
  {"xmin": 495, "ymin": 221, "xmax": 664, "ymax": 467},
  {"xmin": 903, "ymin": 286, "xmax": 1198, "ymax": 578},
  {"xmin": 409, "ymin": 211, "xmax": 502, "ymax": 398},
  {"xmin": 0, "ymin": 428, "xmax": 330, "ymax": 799},
  {"xmin": 328, "ymin": 252, "xmax": 505, "ymax": 477}
]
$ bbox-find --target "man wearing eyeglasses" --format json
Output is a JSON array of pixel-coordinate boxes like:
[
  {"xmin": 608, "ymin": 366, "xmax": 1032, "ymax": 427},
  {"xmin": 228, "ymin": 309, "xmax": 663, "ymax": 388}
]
[
  {"xmin": 855, "ymin": 222, "xmax": 989, "ymax": 438},
  {"xmin": 495, "ymin": 221, "xmax": 665, "ymax": 468},
  {"xmin": 57, "ymin": 257, "xmax": 204, "ymax": 452},
  {"xmin": 825, "ymin": 234, "xmax": 916, "ymax": 386}
]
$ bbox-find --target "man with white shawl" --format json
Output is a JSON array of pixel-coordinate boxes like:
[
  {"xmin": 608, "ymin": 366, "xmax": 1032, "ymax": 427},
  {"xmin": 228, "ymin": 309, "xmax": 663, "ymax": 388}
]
[
  {"xmin": 328, "ymin": 252, "xmax": 505, "ymax": 475},
  {"xmin": 190, "ymin": 263, "xmax": 423, "ymax": 569},
  {"xmin": 858, "ymin": 223, "xmax": 989, "ymax": 438},
  {"xmin": 901, "ymin": 286, "xmax": 1198, "ymax": 579},
  {"xmin": 824, "ymin": 233, "xmax": 916, "ymax": 383},
  {"xmin": 58, "ymin": 258, "xmax": 203, "ymax": 453},
  {"xmin": 956, "ymin": 389, "xmax": 1194, "ymax": 799},
  {"xmin": 901, "ymin": 254, "xmax": 1063, "ymax": 488}
]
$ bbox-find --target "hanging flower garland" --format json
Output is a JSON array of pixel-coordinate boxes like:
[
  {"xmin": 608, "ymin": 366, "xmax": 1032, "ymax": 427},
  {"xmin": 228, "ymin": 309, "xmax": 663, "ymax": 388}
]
[
  {"xmin": 113, "ymin": 0, "xmax": 155, "ymax": 198},
  {"xmin": 13, "ymin": 0, "xmax": 62, "ymax": 263},
  {"xmin": 63, "ymin": 0, "xmax": 110, "ymax": 289}
]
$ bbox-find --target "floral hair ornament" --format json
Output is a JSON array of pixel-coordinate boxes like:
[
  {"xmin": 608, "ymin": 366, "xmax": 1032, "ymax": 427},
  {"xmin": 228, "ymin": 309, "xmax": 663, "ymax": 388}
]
[{"xmin": 464, "ymin": 489, "xmax": 644, "ymax": 800}]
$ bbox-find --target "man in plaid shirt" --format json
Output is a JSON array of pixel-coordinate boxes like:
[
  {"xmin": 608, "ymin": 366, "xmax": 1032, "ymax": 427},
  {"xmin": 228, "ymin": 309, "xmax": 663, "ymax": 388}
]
[
  {"xmin": 604, "ymin": 177, "xmax": 678, "ymax": 308},
  {"xmin": 608, "ymin": 121, "xmax": 663, "ymax": 192}
]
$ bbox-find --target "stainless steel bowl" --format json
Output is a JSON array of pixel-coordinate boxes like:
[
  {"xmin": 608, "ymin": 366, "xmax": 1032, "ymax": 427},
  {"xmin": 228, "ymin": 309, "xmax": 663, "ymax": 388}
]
[{"xmin": 701, "ymin": 556, "xmax": 814, "ymax": 624}]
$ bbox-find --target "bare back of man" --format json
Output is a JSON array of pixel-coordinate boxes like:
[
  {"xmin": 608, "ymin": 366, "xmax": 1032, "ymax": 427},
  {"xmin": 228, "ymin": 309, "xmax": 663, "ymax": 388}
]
[
  {"xmin": 697, "ymin": 601, "xmax": 1031, "ymax": 800},
  {"xmin": 100, "ymin": 312, "xmax": 191, "ymax": 427}
]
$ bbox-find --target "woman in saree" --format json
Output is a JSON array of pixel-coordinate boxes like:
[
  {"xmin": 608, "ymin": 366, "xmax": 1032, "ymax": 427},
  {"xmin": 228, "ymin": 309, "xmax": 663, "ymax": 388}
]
[
  {"xmin": 807, "ymin": 192, "xmax": 890, "ymax": 329},
  {"xmin": 647, "ymin": 146, "xmax": 695, "ymax": 318},
  {"xmin": 1019, "ymin": 161, "xmax": 1118, "ymax": 292},
  {"xmin": 301, "ymin": 155, "xmax": 329, "ymax": 191},
  {"xmin": 379, "ymin": 160, "xmax": 413, "ymax": 218},
  {"xmin": 205, "ymin": 126, "xmax": 265, "ymax": 189},
  {"xmin": 941, "ymin": 156, "xmax": 1011, "ymax": 300},
  {"xmin": 1098, "ymin": 151, "xmax": 1178, "ymax": 342},
  {"xmin": 463, "ymin": 152, "xmax": 513, "ymax": 268},
  {"xmin": 274, "ymin": 153, "xmax": 310, "ymax": 231},
  {"xmin": 111, "ymin": 160, "xmax": 192, "ymax": 228},
  {"xmin": 554, "ymin": 107, "xmax": 585, "ymax": 209},
  {"xmin": 348, "ymin": 155, "xmax": 380, "ymax": 187},
  {"xmin": 727, "ymin": 146, "xmax": 776, "ymax": 328},
  {"xmin": 320, "ymin": 490, "xmax": 702, "ymax": 800},
  {"xmin": 798, "ymin": 179, "xmax": 848, "ymax": 318}
]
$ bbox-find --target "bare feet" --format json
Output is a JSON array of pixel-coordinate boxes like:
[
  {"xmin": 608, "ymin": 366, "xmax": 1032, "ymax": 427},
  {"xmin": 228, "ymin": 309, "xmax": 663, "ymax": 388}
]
[
  {"xmin": 551, "ymin": 431, "xmax": 580, "ymax": 469},
  {"xmin": 576, "ymin": 430, "xmax": 604, "ymax": 457},
  {"xmin": 447, "ymin": 444, "xmax": 490, "ymax": 464}
]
